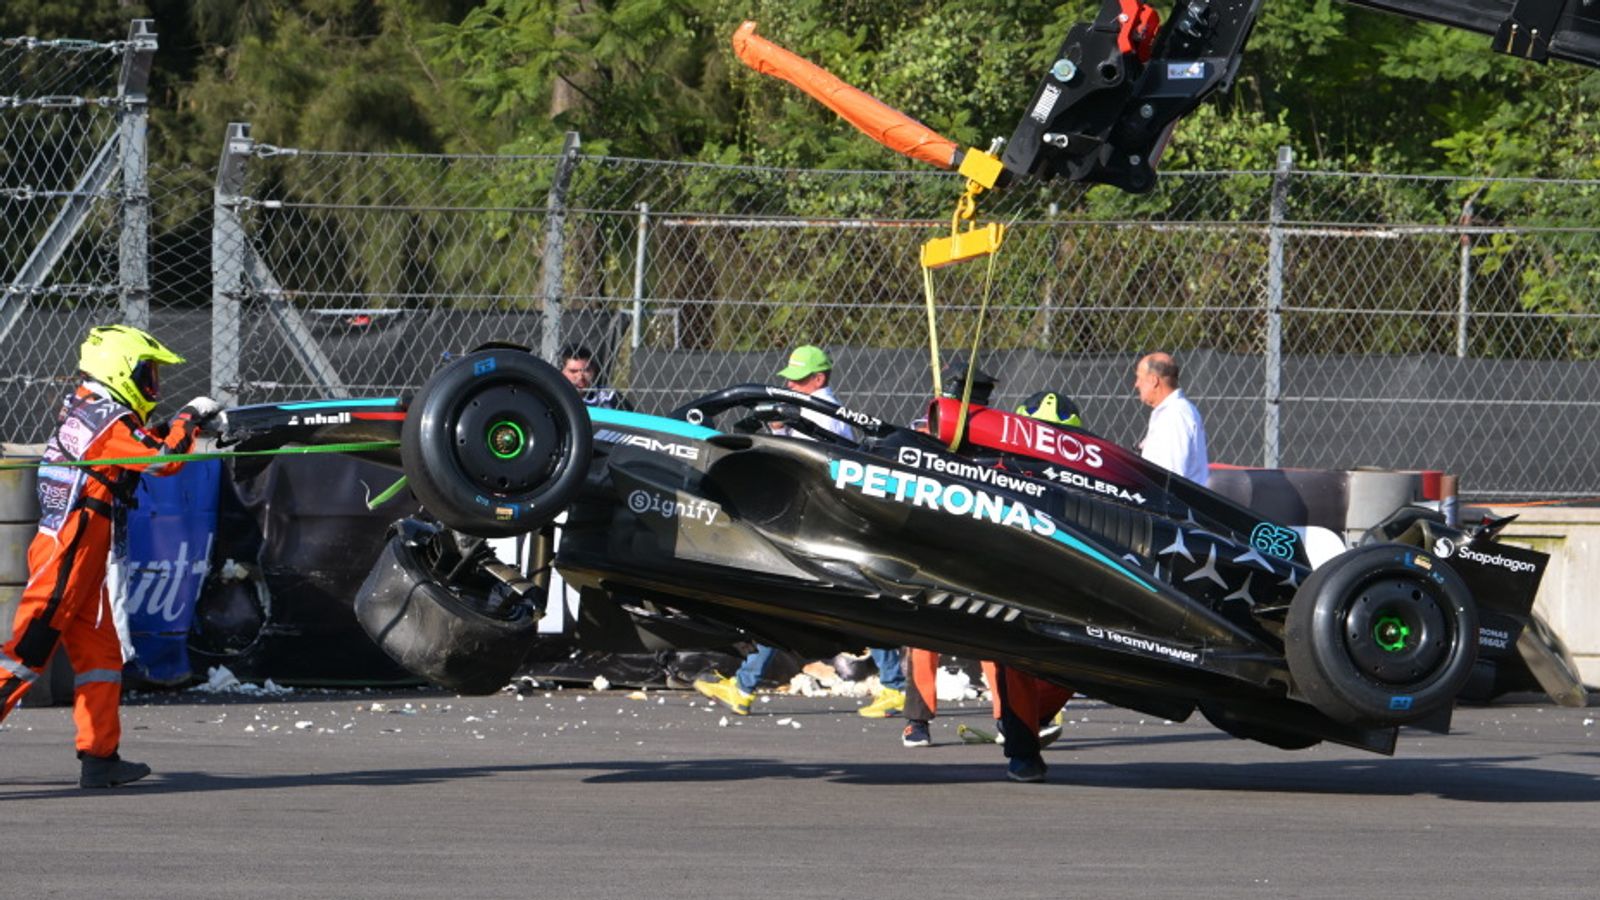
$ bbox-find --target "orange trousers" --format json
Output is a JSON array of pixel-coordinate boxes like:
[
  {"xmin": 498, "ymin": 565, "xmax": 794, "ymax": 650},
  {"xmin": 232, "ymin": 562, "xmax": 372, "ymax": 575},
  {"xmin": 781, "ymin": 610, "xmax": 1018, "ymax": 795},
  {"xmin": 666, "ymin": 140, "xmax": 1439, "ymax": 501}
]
[
  {"xmin": 990, "ymin": 662, "xmax": 1074, "ymax": 760},
  {"xmin": 0, "ymin": 507, "xmax": 125, "ymax": 757},
  {"xmin": 904, "ymin": 648, "xmax": 1072, "ymax": 756}
]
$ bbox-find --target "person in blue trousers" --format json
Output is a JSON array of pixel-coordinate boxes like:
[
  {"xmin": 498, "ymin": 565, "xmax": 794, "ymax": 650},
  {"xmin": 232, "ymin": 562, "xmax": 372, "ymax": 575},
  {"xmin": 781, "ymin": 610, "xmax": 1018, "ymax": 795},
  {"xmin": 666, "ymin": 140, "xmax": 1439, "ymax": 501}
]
[{"xmin": 695, "ymin": 345, "xmax": 905, "ymax": 716}]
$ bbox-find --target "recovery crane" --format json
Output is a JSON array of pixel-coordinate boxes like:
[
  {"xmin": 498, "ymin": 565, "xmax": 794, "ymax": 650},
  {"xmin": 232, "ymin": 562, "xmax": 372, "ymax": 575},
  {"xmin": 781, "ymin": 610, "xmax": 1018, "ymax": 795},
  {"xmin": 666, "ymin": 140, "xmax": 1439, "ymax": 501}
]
[{"xmin": 736, "ymin": 1, "xmax": 1600, "ymax": 264}]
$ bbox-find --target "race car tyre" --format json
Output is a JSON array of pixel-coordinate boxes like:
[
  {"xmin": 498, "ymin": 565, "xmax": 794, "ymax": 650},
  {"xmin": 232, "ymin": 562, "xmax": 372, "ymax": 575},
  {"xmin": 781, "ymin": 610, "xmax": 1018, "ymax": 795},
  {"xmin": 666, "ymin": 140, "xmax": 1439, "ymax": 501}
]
[
  {"xmin": 1198, "ymin": 702, "xmax": 1321, "ymax": 751},
  {"xmin": 1285, "ymin": 543, "xmax": 1477, "ymax": 726},
  {"xmin": 354, "ymin": 519, "xmax": 540, "ymax": 695},
  {"xmin": 402, "ymin": 348, "xmax": 592, "ymax": 538}
]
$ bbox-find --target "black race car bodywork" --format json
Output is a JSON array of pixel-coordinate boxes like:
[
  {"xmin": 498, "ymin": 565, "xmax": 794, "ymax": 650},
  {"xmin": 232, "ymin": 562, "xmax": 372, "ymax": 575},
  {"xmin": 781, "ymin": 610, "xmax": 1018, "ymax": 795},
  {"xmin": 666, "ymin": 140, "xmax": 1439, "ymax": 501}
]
[{"xmin": 218, "ymin": 347, "xmax": 1551, "ymax": 754}]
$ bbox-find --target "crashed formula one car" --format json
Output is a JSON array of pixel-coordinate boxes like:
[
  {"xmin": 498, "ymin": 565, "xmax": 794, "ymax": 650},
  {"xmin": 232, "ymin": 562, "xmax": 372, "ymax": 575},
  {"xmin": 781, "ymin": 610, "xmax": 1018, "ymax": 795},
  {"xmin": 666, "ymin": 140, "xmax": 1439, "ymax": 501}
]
[{"xmin": 219, "ymin": 346, "xmax": 1552, "ymax": 754}]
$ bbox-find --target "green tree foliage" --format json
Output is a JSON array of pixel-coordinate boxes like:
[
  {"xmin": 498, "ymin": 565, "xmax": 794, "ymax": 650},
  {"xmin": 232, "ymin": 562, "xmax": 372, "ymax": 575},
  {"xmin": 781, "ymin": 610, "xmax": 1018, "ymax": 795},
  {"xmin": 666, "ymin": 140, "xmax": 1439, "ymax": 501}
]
[
  {"xmin": 15, "ymin": 1, "xmax": 1599, "ymax": 178},
  {"xmin": 428, "ymin": 0, "xmax": 733, "ymax": 156},
  {"xmin": 9, "ymin": 2, "xmax": 1597, "ymax": 349},
  {"xmin": 0, "ymin": 1, "xmax": 149, "ymax": 39},
  {"xmin": 154, "ymin": 0, "xmax": 472, "ymax": 165}
]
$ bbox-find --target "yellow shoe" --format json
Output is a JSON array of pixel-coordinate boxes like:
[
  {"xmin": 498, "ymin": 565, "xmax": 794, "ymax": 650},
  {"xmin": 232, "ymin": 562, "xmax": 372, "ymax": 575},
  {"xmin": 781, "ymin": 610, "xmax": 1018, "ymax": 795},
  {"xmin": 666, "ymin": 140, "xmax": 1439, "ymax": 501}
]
[
  {"xmin": 858, "ymin": 687, "xmax": 906, "ymax": 719},
  {"xmin": 694, "ymin": 675, "xmax": 753, "ymax": 715}
]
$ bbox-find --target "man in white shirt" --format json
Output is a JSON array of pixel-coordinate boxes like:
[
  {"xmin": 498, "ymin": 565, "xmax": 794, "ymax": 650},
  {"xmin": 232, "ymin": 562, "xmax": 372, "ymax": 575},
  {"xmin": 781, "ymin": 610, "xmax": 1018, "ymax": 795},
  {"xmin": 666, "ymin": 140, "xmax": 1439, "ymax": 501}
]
[{"xmin": 1133, "ymin": 351, "xmax": 1209, "ymax": 486}]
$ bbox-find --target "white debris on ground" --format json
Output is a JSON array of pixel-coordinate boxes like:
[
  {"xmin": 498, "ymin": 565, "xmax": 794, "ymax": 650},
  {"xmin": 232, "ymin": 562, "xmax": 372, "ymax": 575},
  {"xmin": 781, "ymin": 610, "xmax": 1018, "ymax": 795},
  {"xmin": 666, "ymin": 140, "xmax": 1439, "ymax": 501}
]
[
  {"xmin": 787, "ymin": 662, "xmax": 985, "ymax": 702},
  {"xmin": 786, "ymin": 673, "xmax": 827, "ymax": 697},
  {"xmin": 788, "ymin": 661, "xmax": 877, "ymax": 698},
  {"xmin": 503, "ymin": 656, "xmax": 994, "ymax": 706},
  {"xmin": 935, "ymin": 666, "xmax": 981, "ymax": 701},
  {"xmin": 150, "ymin": 656, "xmax": 1007, "ymax": 745},
  {"xmin": 188, "ymin": 665, "xmax": 292, "ymax": 696}
]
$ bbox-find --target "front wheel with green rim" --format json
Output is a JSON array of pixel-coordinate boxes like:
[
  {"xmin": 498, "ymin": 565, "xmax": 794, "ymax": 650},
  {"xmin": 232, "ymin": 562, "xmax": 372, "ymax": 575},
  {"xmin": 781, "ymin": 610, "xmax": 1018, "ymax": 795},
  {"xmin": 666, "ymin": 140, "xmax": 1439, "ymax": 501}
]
[{"xmin": 401, "ymin": 349, "xmax": 593, "ymax": 538}]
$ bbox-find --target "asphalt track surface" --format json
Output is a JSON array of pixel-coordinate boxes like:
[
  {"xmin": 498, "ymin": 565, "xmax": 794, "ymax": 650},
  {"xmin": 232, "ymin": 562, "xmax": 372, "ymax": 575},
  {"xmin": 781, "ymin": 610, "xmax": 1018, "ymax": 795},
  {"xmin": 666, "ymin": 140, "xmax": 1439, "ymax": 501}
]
[{"xmin": 3, "ymin": 686, "xmax": 1598, "ymax": 899}]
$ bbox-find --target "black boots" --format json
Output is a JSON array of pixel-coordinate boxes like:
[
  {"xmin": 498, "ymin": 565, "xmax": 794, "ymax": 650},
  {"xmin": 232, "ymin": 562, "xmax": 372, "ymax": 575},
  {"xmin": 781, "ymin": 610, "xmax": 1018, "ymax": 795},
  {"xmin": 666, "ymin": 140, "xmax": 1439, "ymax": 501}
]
[{"xmin": 78, "ymin": 751, "xmax": 152, "ymax": 788}]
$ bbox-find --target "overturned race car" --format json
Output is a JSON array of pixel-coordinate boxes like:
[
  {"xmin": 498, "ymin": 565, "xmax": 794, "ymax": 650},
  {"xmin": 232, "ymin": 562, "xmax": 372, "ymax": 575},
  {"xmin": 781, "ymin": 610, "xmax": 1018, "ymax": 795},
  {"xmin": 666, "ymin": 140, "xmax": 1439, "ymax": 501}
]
[{"xmin": 218, "ymin": 346, "xmax": 1551, "ymax": 755}]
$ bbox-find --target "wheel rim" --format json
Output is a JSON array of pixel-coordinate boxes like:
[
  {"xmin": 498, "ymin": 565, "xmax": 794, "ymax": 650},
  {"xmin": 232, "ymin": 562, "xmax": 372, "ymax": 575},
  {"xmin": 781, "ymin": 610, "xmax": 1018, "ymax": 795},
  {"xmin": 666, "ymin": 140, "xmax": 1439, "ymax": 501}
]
[
  {"xmin": 1373, "ymin": 614, "xmax": 1411, "ymax": 652},
  {"xmin": 486, "ymin": 420, "xmax": 526, "ymax": 459},
  {"xmin": 1342, "ymin": 576, "xmax": 1450, "ymax": 685},
  {"xmin": 449, "ymin": 382, "xmax": 562, "ymax": 494}
]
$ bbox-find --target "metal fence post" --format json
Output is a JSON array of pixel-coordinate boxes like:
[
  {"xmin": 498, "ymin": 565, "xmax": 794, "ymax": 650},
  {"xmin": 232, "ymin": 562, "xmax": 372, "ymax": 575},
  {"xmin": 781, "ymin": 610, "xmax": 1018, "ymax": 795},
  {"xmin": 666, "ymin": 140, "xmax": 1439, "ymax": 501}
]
[
  {"xmin": 212, "ymin": 123, "xmax": 347, "ymax": 404},
  {"xmin": 1042, "ymin": 201, "xmax": 1060, "ymax": 346},
  {"xmin": 540, "ymin": 131, "xmax": 582, "ymax": 362},
  {"xmin": 1457, "ymin": 197, "xmax": 1474, "ymax": 358},
  {"xmin": 116, "ymin": 20, "xmax": 156, "ymax": 332},
  {"xmin": 211, "ymin": 123, "xmax": 254, "ymax": 408},
  {"xmin": 1, "ymin": 39, "xmax": 126, "ymax": 349},
  {"xmin": 632, "ymin": 202, "xmax": 649, "ymax": 350},
  {"xmin": 1263, "ymin": 145, "xmax": 1293, "ymax": 468}
]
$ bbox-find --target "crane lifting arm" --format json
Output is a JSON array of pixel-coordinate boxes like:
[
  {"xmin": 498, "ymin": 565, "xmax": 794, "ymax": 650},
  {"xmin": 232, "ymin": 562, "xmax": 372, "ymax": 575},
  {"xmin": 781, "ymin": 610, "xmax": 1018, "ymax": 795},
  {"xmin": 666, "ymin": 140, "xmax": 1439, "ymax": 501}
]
[
  {"xmin": 733, "ymin": 1, "xmax": 1600, "ymax": 267},
  {"xmin": 1008, "ymin": 0, "xmax": 1600, "ymax": 193}
]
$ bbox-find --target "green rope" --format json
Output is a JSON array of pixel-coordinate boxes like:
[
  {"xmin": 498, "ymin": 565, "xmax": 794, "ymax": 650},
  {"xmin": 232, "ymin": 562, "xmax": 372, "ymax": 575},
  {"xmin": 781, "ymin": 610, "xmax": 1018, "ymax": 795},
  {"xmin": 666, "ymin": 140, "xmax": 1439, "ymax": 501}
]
[
  {"xmin": 0, "ymin": 440, "xmax": 400, "ymax": 471},
  {"xmin": 0, "ymin": 440, "xmax": 409, "ymax": 510},
  {"xmin": 365, "ymin": 474, "xmax": 409, "ymax": 508}
]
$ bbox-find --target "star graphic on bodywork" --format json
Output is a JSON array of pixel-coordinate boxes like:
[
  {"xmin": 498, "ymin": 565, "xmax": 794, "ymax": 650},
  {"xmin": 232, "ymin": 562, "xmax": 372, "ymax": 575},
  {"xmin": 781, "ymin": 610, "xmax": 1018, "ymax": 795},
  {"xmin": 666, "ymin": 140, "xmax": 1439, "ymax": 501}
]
[
  {"xmin": 1183, "ymin": 543, "xmax": 1228, "ymax": 589},
  {"xmin": 1181, "ymin": 510, "xmax": 1226, "ymax": 544},
  {"xmin": 1223, "ymin": 572, "xmax": 1257, "ymax": 606},
  {"xmin": 1278, "ymin": 567, "xmax": 1300, "ymax": 589},
  {"xmin": 1159, "ymin": 528, "xmax": 1195, "ymax": 562},
  {"xmin": 1233, "ymin": 544, "xmax": 1276, "ymax": 572}
]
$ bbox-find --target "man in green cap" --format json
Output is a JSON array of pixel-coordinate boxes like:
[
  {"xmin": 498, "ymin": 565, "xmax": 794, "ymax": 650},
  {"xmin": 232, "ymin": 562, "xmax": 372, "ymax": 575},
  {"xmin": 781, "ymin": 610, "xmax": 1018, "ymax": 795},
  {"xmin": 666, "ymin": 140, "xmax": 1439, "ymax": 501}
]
[{"xmin": 773, "ymin": 344, "xmax": 858, "ymax": 441}]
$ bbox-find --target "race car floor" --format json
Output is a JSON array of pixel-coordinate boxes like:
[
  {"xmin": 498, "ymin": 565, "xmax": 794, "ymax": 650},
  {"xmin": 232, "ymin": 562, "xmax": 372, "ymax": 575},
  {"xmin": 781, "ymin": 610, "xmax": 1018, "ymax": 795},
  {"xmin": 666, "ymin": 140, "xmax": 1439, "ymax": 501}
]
[{"xmin": 3, "ymin": 685, "xmax": 1597, "ymax": 899}]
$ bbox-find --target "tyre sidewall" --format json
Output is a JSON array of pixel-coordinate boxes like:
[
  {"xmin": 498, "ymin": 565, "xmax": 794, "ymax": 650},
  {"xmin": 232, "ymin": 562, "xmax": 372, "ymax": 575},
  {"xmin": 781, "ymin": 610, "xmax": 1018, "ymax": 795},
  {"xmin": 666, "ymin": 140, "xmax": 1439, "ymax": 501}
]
[{"xmin": 1286, "ymin": 543, "xmax": 1478, "ymax": 726}]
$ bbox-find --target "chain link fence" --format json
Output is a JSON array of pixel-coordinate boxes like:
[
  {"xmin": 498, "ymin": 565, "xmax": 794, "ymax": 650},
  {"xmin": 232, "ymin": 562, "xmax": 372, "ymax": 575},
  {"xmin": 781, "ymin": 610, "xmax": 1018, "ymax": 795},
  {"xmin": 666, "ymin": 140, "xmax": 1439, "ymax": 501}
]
[
  {"xmin": 6, "ymin": 22, "xmax": 1600, "ymax": 500},
  {"xmin": 2, "ymin": 22, "xmax": 216, "ymax": 434}
]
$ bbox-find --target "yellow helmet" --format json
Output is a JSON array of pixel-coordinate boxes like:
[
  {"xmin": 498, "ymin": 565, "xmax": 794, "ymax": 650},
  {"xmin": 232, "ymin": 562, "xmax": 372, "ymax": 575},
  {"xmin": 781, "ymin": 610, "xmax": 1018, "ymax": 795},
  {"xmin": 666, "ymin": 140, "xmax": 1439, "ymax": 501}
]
[
  {"xmin": 1016, "ymin": 390, "xmax": 1083, "ymax": 428},
  {"xmin": 78, "ymin": 324, "xmax": 185, "ymax": 420}
]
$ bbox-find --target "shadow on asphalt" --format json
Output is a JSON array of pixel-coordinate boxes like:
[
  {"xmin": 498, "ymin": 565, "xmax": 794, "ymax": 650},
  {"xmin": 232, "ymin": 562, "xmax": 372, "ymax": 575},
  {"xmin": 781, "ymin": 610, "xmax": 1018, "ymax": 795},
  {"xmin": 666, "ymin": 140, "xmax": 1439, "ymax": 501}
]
[{"xmin": 4, "ymin": 749, "xmax": 1596, "ymax": 803}]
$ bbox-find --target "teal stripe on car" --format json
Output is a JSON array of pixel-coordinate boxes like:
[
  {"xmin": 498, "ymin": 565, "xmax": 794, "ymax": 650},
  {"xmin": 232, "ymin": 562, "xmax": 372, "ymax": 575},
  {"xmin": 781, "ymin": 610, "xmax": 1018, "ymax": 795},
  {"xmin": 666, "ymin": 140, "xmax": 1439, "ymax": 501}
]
[
  {"xmin": 280, "ymin": 398, "xmax": 403, "ymax": 410},
  {"xmin": 1044, "ymin": 529, "xmax": 1158, "ymax": 593},
  {"xmin": 589, "ymin": 407, "xmax": 720, "ymax": 440}
]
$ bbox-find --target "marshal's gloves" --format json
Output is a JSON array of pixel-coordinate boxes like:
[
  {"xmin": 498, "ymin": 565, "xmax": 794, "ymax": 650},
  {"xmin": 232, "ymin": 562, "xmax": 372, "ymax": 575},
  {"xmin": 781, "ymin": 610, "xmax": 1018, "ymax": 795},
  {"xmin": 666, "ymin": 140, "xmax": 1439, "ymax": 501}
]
[{"xmin": 179, "ymin": 395, "xmax": 225, "ymax": 432}]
